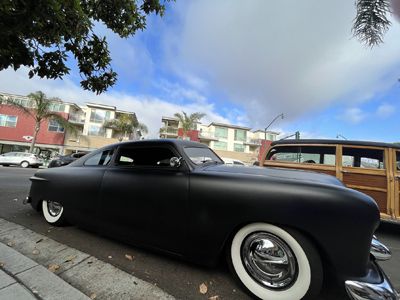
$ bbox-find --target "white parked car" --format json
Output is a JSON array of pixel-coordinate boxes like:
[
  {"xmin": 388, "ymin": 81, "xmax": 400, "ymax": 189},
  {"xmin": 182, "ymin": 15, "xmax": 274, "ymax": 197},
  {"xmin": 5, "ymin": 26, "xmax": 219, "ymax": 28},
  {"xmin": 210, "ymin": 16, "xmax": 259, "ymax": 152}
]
[
  {"xmin": 222, "ymin": 157, "xmax": 246, "ymax": 166},
  {"xmin": 0, "ymin": 152, "xmax": 43, "ymax": 168}
]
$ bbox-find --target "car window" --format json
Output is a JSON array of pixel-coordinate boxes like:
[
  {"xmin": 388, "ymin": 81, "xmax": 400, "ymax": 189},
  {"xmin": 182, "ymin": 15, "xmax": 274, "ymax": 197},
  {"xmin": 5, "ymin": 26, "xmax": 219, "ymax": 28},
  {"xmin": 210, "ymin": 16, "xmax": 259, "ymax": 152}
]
[
  {"xmin": 267, "ymin": 146, "xmax": 336, "ymax": 165},
  {"xmin": 116, "ymin": 147, "xmax": 176, "ymax": 167},
  {"xmin": 342, "ymin": 147, "xmax": 384, "ymax": 169},
  {"xmin": 84, "ymin": 149, "xmax": 114, "ymax": 166},
  {"xmin": 183, "ymin": 147, "xmax": 223, "ymax": 165}
]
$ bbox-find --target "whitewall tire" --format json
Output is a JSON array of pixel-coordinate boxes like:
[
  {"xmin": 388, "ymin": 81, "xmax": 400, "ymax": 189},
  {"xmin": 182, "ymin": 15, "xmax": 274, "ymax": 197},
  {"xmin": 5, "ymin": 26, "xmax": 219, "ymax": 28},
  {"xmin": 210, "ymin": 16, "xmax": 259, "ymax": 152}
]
[
  {"xmin": 229, "ymin": 223, "xmax": 322, "ymax": 300},
  {"xmin": 42, "ymin": 200, "xmax": 65, "ymax": 226}
]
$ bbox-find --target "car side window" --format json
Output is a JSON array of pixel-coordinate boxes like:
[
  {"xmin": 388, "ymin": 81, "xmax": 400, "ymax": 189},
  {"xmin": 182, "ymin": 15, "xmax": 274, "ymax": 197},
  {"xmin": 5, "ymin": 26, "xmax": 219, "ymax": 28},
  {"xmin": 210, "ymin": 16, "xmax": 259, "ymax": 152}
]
[
  {"xmin": 342, "ymin": 147, "xmax": 384, "ymax": 169},
  {"xmin": 84, "ymin": 149, "xmax": 114, "ymax": 166},
  {"xmin": 267, "ymin": 146, "xmax": 336, "ymax": 165},
  {"xmin": 116, "ymin": 147, "xmax": 176, "ymax": 167}
]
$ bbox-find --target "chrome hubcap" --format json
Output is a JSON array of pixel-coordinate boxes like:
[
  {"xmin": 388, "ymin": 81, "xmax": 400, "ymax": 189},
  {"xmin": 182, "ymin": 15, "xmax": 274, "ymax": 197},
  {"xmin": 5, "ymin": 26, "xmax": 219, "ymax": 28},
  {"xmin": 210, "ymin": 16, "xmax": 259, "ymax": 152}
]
[
  {"xmin": 241, "ymin": 232, "xmax": 298, "ymax": 289},
  {"xmin": 47, "ymin": 201, "xmax": 62, "ymax": 217}
]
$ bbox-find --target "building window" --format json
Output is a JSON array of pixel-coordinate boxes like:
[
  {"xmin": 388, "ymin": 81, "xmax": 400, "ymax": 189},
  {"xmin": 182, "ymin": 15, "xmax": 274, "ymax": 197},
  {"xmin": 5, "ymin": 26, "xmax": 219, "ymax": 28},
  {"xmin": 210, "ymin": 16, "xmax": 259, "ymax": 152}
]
[
  {"xmin": 0, "ymin": 114, "xmax": 17, "ymax": 127},
  {"xmin": 9, "ymin": 97, "xmax": 34, "ymax": 108},
  {"xmin": 214, "ymin": 141, "xmax": 227, "ymax": 151},
  {"xmin": 215, "ymin": 127, "xmax": 228, "ymax": 139},
  {"xmin": 234, "ymin": 143, "xmax": 245, "ymax": 152},
  {"xmin": 90, "ymin": 109, "xmax": 111, "ymax": 123},
  {"xmin": 88, "ymin": 125, "xmax": 105, "ymax": 137},
  {"xmin": 234, "ymin": 129, "xmax": 247, "ymax": 141},
  {"xmin": 48, "ymin": 102, "xmax": 65, "ymax": 112},
  {"xmin": 48, "ymin": 119, "xmax": 64, "ymax": 133}
]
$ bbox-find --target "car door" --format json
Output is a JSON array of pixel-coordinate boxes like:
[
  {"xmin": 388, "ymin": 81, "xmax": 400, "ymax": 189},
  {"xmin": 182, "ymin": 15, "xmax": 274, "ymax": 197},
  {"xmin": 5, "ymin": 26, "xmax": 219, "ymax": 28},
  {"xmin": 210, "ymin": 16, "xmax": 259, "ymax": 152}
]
[
  {"xmin": 98, "ymin": 145, "xmax": 189, "ymax": 254},
  {"xmin": 0, "ymin": 153, "xmax": 11, "ymax": 164},
  {"xmin": 394, "ymin": 150, "xmax": 400, "ymax": 221},
  {"xmin": 340, "ymin": 146, "xmax": 390, "ymax": 219},
  {"xmin": 9, "ymin": 152, "xmax": 20, "ymax": 165},
  {"xmin": 49, "ymin": 148, "xmax": 115, "ymax": 231}
]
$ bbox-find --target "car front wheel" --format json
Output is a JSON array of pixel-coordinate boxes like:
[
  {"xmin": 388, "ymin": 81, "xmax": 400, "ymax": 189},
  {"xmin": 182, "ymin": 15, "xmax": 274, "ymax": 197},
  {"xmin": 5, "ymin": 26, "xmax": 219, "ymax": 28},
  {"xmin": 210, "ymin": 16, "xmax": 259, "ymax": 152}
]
[
  {"xmin": 229, "ymin": 223, "xmax": 323, "ymax": 300},
  {"xmin": 42, "ymin": 200, "xmax": 65, "ymax": 226}
]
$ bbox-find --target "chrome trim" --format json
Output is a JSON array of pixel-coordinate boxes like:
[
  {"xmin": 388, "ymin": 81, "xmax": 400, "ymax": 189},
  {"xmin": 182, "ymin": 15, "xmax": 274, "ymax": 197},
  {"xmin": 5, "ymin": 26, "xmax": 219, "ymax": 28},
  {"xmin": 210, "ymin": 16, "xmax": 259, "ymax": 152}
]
[
  {"xmin": 345, "ymin": 263, "xmax": 399, "ymax": 300},
  {"xmin": 241, "ymin": 232, "xmax": 298, "ymax": 289},
  {"xmin": 29, "ymin": 176, "xmax": 48, "ymax": 182},
  {"xmin": 371, "ymin": 236, "xmax": 391, "ymax": 261},
  {"xmin": 47, "ymin": 200, "xmax": 62, "ymax": 217},
  {"xmin": 23, "ymin": 196, "xmax": 31, "ymax": 205}
]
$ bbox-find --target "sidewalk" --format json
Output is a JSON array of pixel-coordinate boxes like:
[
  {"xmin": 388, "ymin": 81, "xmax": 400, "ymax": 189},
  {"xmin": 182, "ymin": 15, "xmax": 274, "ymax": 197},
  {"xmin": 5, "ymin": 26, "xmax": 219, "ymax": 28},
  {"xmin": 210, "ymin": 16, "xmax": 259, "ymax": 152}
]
[{"xmin": 0, "ymin": 218, "xmax": 175, "ymax": 300}]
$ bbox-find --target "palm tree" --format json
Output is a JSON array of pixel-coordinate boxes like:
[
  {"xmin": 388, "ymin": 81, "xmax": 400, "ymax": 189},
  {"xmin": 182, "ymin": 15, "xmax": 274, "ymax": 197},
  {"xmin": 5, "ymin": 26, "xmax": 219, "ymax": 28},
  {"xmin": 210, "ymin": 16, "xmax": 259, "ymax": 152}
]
[
  {"xmin": 353, "ymin": 0, "xmax": 391, "ymax": 47},
  {"xmin": 2, "ymin": 91, "xmax": 77, "ymax": 153},
  {"xmin": 173, "ymin": 111, "xmax": 206, "ymax": 138},
  {"xmin": 103, "ymin": 113, "xmax": 148, "ymax": 141}
]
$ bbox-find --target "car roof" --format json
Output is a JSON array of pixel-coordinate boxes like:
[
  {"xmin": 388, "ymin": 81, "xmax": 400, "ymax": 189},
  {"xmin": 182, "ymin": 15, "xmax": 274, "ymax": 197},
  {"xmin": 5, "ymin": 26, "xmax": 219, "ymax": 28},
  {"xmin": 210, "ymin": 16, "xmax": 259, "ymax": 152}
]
[
  {"xmin": 271, "ymin": 139, "xmax": 400, "ymax": 150},
  {"xmin": 105, "ymin": 139, "xmax": 209, "ymax": 149}
]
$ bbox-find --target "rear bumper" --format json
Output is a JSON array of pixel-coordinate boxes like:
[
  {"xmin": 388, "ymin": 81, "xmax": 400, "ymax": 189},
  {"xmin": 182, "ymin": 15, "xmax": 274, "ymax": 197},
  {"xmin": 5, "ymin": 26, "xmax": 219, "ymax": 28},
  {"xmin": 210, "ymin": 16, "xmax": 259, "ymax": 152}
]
[{"xmin": 345, "ymin": 236, "xmax": 399, "ymax": 300}]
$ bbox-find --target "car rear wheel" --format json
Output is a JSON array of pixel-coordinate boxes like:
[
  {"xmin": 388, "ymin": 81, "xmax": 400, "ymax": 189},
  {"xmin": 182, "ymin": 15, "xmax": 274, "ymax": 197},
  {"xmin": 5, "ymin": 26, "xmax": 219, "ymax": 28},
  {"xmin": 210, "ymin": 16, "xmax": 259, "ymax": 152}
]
[
  {"xmin": 20, "ymin": 161, "xmax": 29, "ymax": 168},
  {"xmin": 229, "ymin": 223, "xmax": 323, "ymax": 300},
  {"xmin": 42, "ymin": 200, "xmax": 65, "ymax": 226}
]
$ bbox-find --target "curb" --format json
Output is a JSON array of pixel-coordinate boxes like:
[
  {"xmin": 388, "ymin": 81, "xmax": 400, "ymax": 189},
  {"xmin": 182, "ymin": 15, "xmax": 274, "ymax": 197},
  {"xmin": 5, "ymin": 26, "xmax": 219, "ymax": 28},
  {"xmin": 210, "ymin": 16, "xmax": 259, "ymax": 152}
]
[{"xmin": 0, "ymin": 218, "xmax": 175, "ymax": 300}]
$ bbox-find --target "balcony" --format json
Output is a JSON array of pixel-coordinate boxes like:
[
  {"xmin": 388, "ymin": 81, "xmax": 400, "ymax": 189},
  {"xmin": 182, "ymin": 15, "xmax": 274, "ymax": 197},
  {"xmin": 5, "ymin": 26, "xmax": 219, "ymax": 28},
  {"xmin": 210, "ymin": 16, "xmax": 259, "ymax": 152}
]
[
  {"xmin": 160, "ymin": 127, "xmax": 178, "ymax": 136},
  {"xmin": 198, "ymin": 131, "xmax": 218, "ymax": 141},
  {"xmin": 244, "ymin": 138, "xmax": 262, "ymax": 146},
  {"xmin": 69, "ymin": 113, "xmax": 86, "ymax": 125}
]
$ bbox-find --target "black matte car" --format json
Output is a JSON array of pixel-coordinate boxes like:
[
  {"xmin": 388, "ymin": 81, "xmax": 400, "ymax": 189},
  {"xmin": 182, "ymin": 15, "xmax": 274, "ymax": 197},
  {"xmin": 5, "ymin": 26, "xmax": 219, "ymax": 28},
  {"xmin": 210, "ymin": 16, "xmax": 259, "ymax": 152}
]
[
  {"xmin": 48, "ymin": 152, "xmax": 88, "ymax": 168},
  {"xmin": 25, "ymin": 139, "xmax": 397, "ymax": 300}
]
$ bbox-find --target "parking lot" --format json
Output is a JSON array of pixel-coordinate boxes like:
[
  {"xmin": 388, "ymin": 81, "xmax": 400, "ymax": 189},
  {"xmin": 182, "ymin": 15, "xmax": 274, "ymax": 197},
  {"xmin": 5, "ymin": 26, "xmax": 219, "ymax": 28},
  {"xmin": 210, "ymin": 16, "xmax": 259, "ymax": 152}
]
[{"xmin": 0, "ymin": 166, "xmax": 399, "ymax": 299}]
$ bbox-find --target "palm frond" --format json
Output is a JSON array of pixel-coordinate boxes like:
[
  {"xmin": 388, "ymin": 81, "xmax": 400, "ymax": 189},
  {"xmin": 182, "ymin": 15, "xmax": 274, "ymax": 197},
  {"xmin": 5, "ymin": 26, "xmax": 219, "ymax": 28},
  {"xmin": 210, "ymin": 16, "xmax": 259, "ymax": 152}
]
[
  {"xmin": 353, "ymin": 0, "xmax": 391, "ymax": 47},
  {"xmin": 135, "ymin": 122, "xmax": 148, "ymax": 134}
]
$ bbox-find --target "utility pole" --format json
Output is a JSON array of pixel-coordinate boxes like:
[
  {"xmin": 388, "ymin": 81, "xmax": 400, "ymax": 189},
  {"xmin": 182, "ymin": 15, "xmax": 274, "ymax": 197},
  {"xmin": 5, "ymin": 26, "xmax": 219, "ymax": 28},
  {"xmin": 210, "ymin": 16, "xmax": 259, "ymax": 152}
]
[{"xmin": 264, "ymin": 113, "xmax": 284, "ymax": 140}]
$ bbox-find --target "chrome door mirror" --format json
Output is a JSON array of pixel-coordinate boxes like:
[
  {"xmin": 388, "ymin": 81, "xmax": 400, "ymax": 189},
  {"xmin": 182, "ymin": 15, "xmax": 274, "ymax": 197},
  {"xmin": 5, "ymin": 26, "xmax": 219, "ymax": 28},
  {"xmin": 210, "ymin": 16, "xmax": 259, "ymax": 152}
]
[{"xmin": 170, "ymin": 157, "xmax": 182, "ymax": 168}]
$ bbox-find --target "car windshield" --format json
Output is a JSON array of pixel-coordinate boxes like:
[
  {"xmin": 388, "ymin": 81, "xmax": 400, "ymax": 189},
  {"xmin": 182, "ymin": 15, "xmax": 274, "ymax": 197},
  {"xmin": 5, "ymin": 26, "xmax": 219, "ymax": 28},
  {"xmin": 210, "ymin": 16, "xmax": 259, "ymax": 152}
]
[{"xmin": 183, "ymin": 147, "xmax": 223, "ymax": 165}]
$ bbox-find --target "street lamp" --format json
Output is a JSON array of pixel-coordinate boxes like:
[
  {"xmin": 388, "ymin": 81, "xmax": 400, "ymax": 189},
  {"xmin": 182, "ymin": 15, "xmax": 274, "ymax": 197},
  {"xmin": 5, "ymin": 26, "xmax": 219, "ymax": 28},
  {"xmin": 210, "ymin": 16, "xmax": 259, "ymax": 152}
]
[
  {"xmin": 336, "ymin": 134, "xmax": 347, "ymax": 140},
  {"xmin": 265, "ymin": 113, "xmax": 284, "ymax": 140}
]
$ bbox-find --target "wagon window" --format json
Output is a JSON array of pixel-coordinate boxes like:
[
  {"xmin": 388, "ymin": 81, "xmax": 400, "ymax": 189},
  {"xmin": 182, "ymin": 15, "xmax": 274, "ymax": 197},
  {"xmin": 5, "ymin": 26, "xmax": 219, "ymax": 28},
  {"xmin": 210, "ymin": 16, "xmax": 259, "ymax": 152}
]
[
  {"xmin": 267, "ymin": 146, "xmax": 335, "ymax": 165},
  {"xmin": 116, "ymin": 147, "xmax": 175, "ymax": 167},
  {"xmin": 84, "ymin": 149, "xmax": 114, "ymax": 166},
  {"xmin": 342, "ymin": 147, "xmax": 384, "ymax": 169}
]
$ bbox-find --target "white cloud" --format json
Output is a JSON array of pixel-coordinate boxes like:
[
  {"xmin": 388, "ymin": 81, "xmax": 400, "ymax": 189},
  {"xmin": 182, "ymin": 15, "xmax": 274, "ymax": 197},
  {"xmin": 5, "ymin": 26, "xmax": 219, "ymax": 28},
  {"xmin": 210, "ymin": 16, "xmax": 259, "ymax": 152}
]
[
  {"xmin": 376, "ymin": 103, "xmax": 396, "ymax": 118},
  {"xmin": 340, "ymin": 107, "xmax": 367, "ymax": 124},
  {"xmin": 166, "ymin": 0, "xmax": 400, "ymax": 129},
  {"xmin": 0, "ymin": 68, "xmax": 229, "ymax": 138}
]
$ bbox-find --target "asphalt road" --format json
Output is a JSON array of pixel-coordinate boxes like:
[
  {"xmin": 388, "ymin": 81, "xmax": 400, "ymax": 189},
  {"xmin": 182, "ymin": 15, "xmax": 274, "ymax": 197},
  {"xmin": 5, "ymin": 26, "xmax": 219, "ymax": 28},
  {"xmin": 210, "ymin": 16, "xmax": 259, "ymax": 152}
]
[{"xmin": 0, "ymin": 166, "xmax": 399, "ymax": 300}]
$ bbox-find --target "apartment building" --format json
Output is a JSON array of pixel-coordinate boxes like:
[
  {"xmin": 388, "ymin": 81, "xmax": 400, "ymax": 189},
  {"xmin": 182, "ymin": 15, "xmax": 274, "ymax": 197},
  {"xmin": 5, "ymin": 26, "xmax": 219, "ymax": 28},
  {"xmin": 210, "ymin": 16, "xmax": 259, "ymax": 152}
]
[
  {"xmin": 0, "ymin": 92, "xmax": 138, "ymax": 155},
  {"xmin": 160, "ymin": 116, "xmax": 279, "ymax": 164}
]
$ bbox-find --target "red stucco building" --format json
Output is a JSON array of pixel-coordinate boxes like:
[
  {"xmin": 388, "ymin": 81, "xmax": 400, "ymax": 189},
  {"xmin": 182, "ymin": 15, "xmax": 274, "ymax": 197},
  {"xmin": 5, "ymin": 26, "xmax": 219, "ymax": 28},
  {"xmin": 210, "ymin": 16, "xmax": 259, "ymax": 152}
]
[{"xmin": 0, "ymin": 104, "xmax": 68, "ymax": 154}]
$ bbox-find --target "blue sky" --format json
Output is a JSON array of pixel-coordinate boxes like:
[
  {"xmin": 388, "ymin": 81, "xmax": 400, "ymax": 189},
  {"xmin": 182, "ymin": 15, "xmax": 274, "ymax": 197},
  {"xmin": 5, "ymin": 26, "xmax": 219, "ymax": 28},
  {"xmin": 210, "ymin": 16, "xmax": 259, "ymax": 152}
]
[{"xmin": 0, "ymin": 0, "xmax": 399, "ymax": 141}]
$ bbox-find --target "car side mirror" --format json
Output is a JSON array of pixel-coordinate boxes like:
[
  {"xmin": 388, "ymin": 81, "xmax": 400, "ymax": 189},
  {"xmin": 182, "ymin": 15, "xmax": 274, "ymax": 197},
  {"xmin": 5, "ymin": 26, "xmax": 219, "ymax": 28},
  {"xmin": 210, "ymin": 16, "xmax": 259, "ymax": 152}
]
[{"xmin": 170, "ymin": 157, "xmax": 182, "ymax": 168}]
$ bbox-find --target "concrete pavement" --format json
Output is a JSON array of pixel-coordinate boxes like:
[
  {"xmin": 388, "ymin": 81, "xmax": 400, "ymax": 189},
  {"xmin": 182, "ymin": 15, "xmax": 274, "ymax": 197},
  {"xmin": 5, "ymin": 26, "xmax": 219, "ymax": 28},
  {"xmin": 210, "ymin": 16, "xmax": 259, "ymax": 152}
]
[{"xmin": 0, "ymin": 218, "xmax": 175, "ymax": 300}]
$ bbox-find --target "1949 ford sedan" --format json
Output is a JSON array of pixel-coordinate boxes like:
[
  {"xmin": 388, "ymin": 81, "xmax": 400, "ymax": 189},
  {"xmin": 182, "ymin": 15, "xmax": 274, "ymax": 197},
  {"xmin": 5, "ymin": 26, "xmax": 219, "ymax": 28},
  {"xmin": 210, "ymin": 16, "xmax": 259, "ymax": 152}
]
[{"xmin": 25, "ymin": 139, "xmax": 398, "ymax": 300}]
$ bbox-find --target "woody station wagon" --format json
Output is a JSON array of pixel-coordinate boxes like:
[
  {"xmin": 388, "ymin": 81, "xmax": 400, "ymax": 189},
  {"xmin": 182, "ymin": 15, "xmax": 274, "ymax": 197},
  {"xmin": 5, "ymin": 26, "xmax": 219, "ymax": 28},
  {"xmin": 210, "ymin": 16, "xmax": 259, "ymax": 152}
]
[{"xmin": 261, "ymin": 139, "xmax": 400, "ymax": 223}]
